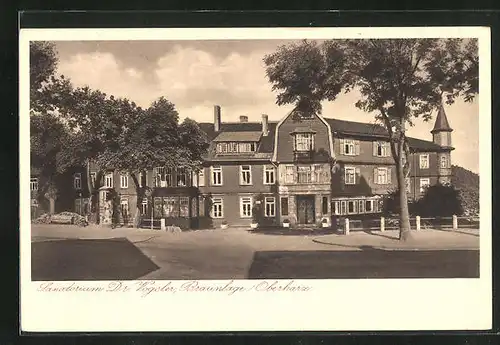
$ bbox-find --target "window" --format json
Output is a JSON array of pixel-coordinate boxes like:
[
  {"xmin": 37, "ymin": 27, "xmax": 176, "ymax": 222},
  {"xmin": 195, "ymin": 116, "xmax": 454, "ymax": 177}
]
[
  {"xmin": 419, "ymin": 154, "xmax": 429, "ymax": 169},
  {"xmin": 179, "ymin": 197, "xmax": 189, "ymax": 217},
  {"xmin": 211, "ymin": 197, "xmax": 223, "ymax": 218},
  {"xmin": 294, "ymin": 133, "xmax": 314, "ymax": 151},
  {"xmin": 240, "ymin": 196, "xmax": 252, "ymax": 218},
  {"xmin": 340, "ymin": 201, "xmax": 347, "ymax": 215},
  {"xmin": 265, "ymin": 197, "xmax": 276, "ymax": 217},
  {"xmin": 216, "ymin": 142, "xmax": 256, "ymax": 154},
  {"xmin": 333, "ymin": 201, "xmax": 340, "ymax": 215},
  {"xmin": 73, "ymin": 173, "xmax": 82, "ymax": 190},
  {"xmin": 163, "ymin": 197, "xmax": 178, "ymax": 217},
  {"xmin": 211, "ymin": 166, "xmax": 223, "ymax": 186},
  {"xmin": 105, "ymin": 173, "xmax": 113, "ymax": 188},
  {"xmin": 373, "ymin": 141, "xmax": 390, "ymax": 157},
  {"xmin": 344, "ymin": 167, "xmax": 356, "ymax": 185},
  {"xmin": 120, "ymin": 173, "xmax": 128, "ymax": 189},
  {"xmin": 239, "ymin": 142, "xmax": 256, "ymax": 153},
  {"xmin": 264, "ymin": 166, "xmax": 275, "ymax": 184},
  {"xmin": 30, "ymin": 178, "xmax": 38, "ymax": 191},
  {"xmin": 297, "ymin": 166, "xmax": 312, "ymax": 183},
  {"xmin": 365, "ymin": 199, "xmax": 374, "ymax": 213},
  {"xmin": 440, "ymin": 155, "xmax": 449, "ymax": 168},
  {"xmin": 420, "ymin": 178, "xmax": 430, "ymax": 193},
  {"xmin": 176, "ymin": 167, "xmax": 187, "ymax": 187},
  {"xmin": 90, "ymin": 173, "xmax": 96, "ymax": 188},
  {"xmin": 280, "ymin": 197, "xmax": 289, "ymax": 216},
  {"xmin": 154, "ymin": 167, "xmax": 171, "ymax": 187},
  {"xmin": 285, "ymin": 165, "xmax": 295, "ymax": 184},
  {"xmin": 358, "ymin": 200, "xmax": 365, "ymax": 214},
  {"xmin": 192, "ymin": 169, "xmax": 205, "ymax": 187},
  {"xmin": 347, "ymin": 200, "xmax": 357, "ymax": 214},
  {"xmin": 322, "ymin": 196, "xmax": 329, "ymax": 215},
  {"xmin": 341, "ymin": 139, "xmax": 359, "ymax": 156},
  {"xmin": 374, "ymin": 167, "xmax": 391, "ymax": 185},
  {"xmin": 240, "ymin": 165, "xmax": 252, "ymax": 185},
  {"xmin": 405, "ymin": 177, "xmax": 411, "ymax": 193},
  {"xmin": 140, "ymin": 198, "xmax": 148, "ymax": 216}
]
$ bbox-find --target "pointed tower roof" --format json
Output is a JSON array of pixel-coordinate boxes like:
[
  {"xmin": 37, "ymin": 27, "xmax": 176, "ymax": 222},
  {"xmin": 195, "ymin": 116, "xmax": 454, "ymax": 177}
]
[{"xmin": 431, "ymin": 103, "xmax": 453, "ymax": 133}]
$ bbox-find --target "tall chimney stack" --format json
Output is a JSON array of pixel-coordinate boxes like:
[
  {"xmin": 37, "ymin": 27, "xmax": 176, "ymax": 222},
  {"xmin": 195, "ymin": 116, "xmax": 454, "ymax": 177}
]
[
  {"xmin": 214, "ymin": 105, "xmax": 221, "ymax": 132},
  {"xmin": 239, "ymin": 115, "xmax": 248, "ymax": 123},
  {"xmin": 262, "ymin": 114, "xmax": 269, "ymax": 136}
]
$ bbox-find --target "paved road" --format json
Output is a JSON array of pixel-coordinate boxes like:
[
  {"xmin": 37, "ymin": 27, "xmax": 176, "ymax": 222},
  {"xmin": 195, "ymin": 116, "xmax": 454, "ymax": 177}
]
[{"xmin": 31, "ymin": 226, "xmax": 480, "ymax": 280}]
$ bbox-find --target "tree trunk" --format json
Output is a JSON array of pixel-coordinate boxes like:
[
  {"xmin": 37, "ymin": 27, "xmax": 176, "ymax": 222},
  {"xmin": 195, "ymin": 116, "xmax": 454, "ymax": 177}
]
[{"xmin": 397, "ymin": 134, "xmax": 412, "ymax": 242}]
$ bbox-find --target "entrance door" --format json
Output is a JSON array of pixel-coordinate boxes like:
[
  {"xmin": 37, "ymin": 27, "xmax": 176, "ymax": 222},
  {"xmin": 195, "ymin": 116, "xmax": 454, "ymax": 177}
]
[{"xmin": 296, "ymin": 195, "xmax": 315, "ymax": 224}]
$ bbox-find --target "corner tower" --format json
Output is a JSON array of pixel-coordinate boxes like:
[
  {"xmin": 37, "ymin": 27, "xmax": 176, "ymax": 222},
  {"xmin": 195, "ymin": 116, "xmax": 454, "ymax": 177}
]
[
  {"xmin": 431, "ymin": 103, "xmax": 453, "ymax": 184},
  {"xmin": 431, "ymin": 103, "xmax": 453, "ymax": 147}
]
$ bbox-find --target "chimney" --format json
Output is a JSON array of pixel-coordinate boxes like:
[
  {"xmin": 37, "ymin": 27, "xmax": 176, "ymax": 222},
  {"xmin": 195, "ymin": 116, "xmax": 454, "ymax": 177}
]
[
  {"xmin": 239, "ymin": 115, "xmax": 248, "ymax": 123},
  {"xmin": 214, "ymin": 105, "xmax": 221, "ymax": 132},
  {"xmin": 262, "ymin": 114, "xmax": 269, "ymax": 136}
]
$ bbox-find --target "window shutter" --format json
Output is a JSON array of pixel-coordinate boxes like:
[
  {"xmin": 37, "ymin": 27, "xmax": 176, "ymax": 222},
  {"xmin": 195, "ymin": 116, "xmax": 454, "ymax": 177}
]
[
  {"xmin": 355, "ymin": 141, "xmax": 360, "ymax": 155},
  {"xmin": 387, "ymin": 167, "xmax": 392, "ymax": 184},
  {"xmin": 355, "ymin": 167, "xmax": 361, "ymax": 184},
  {"xmin": 373, "ymin": 167, "xmax": 378, "ymax": 184},
  {"xmin": 373, "ymin": 141, "xmax": 377, "ymax": 156}
]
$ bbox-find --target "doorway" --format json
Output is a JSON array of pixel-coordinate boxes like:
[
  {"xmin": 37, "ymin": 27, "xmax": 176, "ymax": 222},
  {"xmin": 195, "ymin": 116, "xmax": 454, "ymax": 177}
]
[{"xmin": 296, "ymin": 195, "xmax": 315, "ymax": 224}]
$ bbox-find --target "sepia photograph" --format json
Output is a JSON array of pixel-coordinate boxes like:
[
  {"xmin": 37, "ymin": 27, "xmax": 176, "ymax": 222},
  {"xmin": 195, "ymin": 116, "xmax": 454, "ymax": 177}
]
[{"xmin": 20, "ymin": 27, "xmax": 491, "ymax": 332}]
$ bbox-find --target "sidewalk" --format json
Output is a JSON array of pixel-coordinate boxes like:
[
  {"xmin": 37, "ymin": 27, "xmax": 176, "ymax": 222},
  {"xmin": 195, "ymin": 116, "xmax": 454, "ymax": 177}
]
[{"xmin": 312, "ymin": 229, "xmax": 480, "ymax": 250}]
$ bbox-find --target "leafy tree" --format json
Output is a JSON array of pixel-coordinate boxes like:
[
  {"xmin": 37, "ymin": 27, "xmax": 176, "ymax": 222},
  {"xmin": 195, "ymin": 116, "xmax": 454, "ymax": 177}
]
[
  {"xmin": 264, "ymin": 38, "xmax": 478, "ymax": 241},
  {"xmin": 451, "ymin": 165, "xmax": 479, "ymax": 216},
  {"xmin": 99, "ymin": 97, "xmax": 209, "ymax": 227},
  {"xmin": 416, "ymin": 183, "xmax": 463, "ymax": 217}
]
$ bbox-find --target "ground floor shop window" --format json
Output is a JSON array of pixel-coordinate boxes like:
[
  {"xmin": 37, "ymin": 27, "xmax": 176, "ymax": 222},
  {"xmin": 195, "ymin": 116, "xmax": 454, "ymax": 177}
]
[
  {"xmin": 152, "ymin": 196, "xmax": 192, "ymax": 218},
  {"xmin": 332, "ymin": 197, "xmax": 380, "ymax": 215}
]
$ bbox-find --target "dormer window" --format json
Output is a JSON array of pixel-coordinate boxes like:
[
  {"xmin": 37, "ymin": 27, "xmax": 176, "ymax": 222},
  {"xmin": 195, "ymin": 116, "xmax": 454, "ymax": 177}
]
[
  {"xmin": 215, "ymin": 142, "xmax": 256, "ymax": 154},
  {"xmin": 294, "ymin": 133, "xmax": 314, "ymax": 151},
  {"xmin": 291, "ymin": 127, "xmax": 316, "ymax": 153}
]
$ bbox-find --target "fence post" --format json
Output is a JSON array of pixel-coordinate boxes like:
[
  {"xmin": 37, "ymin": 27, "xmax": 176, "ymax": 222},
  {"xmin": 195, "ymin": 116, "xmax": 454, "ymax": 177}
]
[
  {"xmin": 380, "ymin": 217, "xmax": 385, "ymax": 232},
  {"xmin": 345, "ymin": 218, "xmax": 350, "ymax": 235},
  {"xmin": 161, "ymin": 218, "xmax": 166, "ymax": 231},
  {"xmin": 416, "ymin": 216, "xmax": 421, "ymax": 231},
  {"xmin": 452, "ymin": 215, "xmax": 458, "ymax": 230}
]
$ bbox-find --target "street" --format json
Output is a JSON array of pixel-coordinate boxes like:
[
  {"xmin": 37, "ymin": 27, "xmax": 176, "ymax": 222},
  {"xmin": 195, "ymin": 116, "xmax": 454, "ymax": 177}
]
[{"xmin": 31, "ymin": 225, "xmax": 480, "ymax": 280}]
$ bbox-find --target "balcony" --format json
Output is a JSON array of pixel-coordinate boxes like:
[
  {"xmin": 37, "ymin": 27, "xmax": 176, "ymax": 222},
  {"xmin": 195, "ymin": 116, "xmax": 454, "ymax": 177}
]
[{"xmin": 293, "ymin": 149, "xmax": 314, "ymax": 161}]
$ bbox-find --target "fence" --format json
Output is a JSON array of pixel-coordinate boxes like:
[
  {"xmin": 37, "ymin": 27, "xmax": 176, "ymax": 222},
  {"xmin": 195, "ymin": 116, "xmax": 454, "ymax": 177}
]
[{"xmin": 337, "ymin": 215, "xmax": 479, "ymax": 234}]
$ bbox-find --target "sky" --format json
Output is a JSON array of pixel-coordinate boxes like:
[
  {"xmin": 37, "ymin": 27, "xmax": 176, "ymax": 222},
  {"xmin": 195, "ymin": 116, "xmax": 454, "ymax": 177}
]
[{"xmin": 53, "ymin": 40, "xmax": 479, "ymax": 173}]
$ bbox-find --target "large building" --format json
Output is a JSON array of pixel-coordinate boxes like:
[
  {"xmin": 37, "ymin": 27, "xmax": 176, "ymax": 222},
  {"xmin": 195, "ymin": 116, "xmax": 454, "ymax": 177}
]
[{"xmin": 30, "ymin": 104, "xmax": 453, "ymax": 228}]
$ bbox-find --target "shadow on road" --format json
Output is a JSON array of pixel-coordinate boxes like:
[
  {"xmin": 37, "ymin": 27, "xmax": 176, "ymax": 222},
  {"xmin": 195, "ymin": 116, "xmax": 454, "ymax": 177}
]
[
  {"xmin": 247, "ymin": 228, "xmax": 338, "ymax": 236},
  {"xmin": 247, "ymin": 249, "xmax": 479, "ymax": 279},
  {"xmin": 32, "ymin": 237, "xmax": 160, "ymax": 280}
]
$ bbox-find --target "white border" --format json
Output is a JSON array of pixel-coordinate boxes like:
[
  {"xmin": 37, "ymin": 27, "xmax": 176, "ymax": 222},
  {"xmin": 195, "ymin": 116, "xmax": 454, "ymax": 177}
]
[{"xmin": 20, "ymin": 27, "xmax": 492, "ymax": 332}]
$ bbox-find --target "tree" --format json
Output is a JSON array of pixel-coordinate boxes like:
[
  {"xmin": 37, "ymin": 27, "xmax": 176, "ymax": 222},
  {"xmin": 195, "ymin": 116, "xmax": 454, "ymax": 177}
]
[
  {"xmin": 415, "ymin": 183, "xmax": 463, "ymax": 217},
  {"xmin": 98, "ymin": 97, "xmax": 209, "ymax": 227},
  {"xmin": 264, "ymin": 38, "xmax": 478, "ymax": 241}
]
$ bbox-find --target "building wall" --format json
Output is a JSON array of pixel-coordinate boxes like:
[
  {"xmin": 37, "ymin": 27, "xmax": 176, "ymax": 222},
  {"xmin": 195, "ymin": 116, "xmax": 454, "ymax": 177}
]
[
  {"xmin": 331, "ymin": 162, "xmax": 396, "ymax": 197},
  {"xmin": 333, "ymin": 136, "xmax": 394, "ymax": 164}
]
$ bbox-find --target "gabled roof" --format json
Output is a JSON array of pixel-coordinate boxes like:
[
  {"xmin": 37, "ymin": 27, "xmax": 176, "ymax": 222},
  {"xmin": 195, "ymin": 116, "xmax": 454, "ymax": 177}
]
[
  {"xmin": 431, "ymin": 103, "xmax": 453, "ymax": 133},
  {"xmin": 213, "ymin": 131, "xmax": 262, "ymax": 142},
  {"xmin": 324, "ymin": 117, "xmax": 450, "ymax": 152},
  {"xmin": 198, "ymin": 122, "xmax": 277, "ymax": 154},
  {"xmin": 325, "ymin": 118, "xmax": 388, "ymax": 137}
]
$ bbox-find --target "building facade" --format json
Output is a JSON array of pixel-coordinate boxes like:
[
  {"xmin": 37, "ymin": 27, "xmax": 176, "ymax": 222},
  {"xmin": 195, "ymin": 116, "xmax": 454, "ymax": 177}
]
[{"xmin": 30, "ymin": 104, "xmax": 454, "ymax": 229}]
